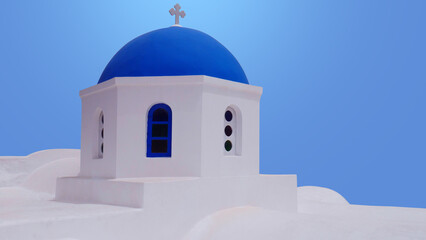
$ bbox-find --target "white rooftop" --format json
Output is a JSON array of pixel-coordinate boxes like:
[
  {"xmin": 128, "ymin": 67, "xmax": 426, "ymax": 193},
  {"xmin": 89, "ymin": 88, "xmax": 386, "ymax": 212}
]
[{"xmin": 1, "ymin": 149, "xmax": 425, "ymax": 239}]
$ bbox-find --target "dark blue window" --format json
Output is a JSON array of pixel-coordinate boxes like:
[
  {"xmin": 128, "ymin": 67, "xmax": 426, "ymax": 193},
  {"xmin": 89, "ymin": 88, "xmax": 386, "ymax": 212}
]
[{"xmin": 147, "ymin": 103, "xmax": 172, "ymax": 157}]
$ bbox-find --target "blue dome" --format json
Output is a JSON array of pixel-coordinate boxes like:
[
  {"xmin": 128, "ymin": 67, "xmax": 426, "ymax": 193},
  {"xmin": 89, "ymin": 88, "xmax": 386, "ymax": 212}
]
[{"xmin": 98, "ymin": 27, "xmax": 248, "ymax": 84}]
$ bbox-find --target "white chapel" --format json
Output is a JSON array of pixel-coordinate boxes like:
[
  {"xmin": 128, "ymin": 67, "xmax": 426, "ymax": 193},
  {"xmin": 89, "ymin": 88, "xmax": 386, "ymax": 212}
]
[{"xmin": 56, "ymin": 4, "xmax": 297, "ymax": 211}]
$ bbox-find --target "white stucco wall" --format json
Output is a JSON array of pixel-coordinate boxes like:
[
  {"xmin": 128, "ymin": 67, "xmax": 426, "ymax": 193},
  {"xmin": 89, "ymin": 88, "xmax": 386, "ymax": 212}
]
[
  {"xmin": 114, "ymin": 77, "xmax": 204, "ymax": 178},
  {"xmin": 201, "ymin": 77, "xmax": 262, "ymax": 177},
  {"xmin": 80, "ymin": 82, "xmax": 118, "ymax": 178},
  {"xmin": 78, "ymin": 76, "xmax": 262, "ymax": 178}
]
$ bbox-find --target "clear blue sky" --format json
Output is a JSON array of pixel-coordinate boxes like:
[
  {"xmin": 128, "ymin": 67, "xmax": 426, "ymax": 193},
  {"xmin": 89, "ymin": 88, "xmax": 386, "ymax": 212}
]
[{"xmin": 1, "ymin": 1, "xmax": 425, "ymax": 208}]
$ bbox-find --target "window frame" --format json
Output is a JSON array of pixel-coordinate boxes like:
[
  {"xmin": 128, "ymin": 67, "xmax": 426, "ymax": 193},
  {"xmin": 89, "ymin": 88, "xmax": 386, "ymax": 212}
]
[
  {"xmin": 147, "ymin": 103, "xmax": 172, "ymax": 158},
  {"xmin": 223, "ymin": 106, "xmax": 242, "ymax": 156},
  {"xmin": 98, "ymin": 111, "xmax": 104, "ymax": 159}
]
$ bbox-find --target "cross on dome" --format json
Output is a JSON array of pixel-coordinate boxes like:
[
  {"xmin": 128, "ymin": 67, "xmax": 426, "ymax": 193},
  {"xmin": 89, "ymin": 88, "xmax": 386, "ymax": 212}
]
[{"xmin": 169, "ymin": 4, "xmax": 185, "ymax": 26}]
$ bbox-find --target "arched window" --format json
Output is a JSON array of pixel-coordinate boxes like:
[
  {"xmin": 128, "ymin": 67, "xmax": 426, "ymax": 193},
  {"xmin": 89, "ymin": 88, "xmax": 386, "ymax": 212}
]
[
  {"xmin": 147, "ymin": 103, "xmax": 172, "ymax": 157},
  {"xmin": 224, "ymin": 106, "xmax": 241, "ymax": 155},
  {"xmin": 98, "ymin": 111, "xmax": 104, "ymax": 158}
]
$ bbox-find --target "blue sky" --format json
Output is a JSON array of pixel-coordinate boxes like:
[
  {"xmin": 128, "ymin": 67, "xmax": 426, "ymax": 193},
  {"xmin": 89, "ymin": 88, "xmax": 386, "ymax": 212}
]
[{"xmin": 1, "ymin": 1, "xmax": 425, "ymax": 208}]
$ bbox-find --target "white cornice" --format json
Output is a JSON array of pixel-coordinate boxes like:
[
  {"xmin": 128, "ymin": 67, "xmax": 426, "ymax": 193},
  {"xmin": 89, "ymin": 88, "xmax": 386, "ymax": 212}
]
[{"xmin": 80, "ymin": 75, "xmax": 262, "ymax": 100}]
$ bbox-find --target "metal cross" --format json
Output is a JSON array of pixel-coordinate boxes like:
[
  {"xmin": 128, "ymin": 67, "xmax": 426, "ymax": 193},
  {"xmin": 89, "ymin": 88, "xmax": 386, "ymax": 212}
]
[{"xmin": 169, "ymin": 4, "xmax": 186, "ymax": 25}]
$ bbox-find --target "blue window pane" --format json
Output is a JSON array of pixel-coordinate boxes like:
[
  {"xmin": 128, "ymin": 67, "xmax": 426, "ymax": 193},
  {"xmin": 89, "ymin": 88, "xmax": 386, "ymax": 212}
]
[
  {"xmin": 153, "ymin": 108, "xmax": 168, "ymax": 121},
  {"xmin": 152, "ymin": 124, "xmax": 168, "ymax": 137},
  {"xmin": 225, "ymin": 111, "xmax": 233, "ymax": 122},
  {"xmin": 151, "ymin": 140, "xmax": 168, "ymax": 153}
]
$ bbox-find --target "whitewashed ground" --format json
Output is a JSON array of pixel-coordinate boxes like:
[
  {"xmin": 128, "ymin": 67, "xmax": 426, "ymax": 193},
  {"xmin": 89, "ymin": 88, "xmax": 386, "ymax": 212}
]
[
  {"xmin": 184, "ymin": 187, "xmax": 426, "ymax": 240},
  {"xmin": 0, "ymin": 149, "xmax": 425, "ymax": 240},
  {"xmin": 0, "ymin": 149, "xmax": 79, "ymax": 187}
]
